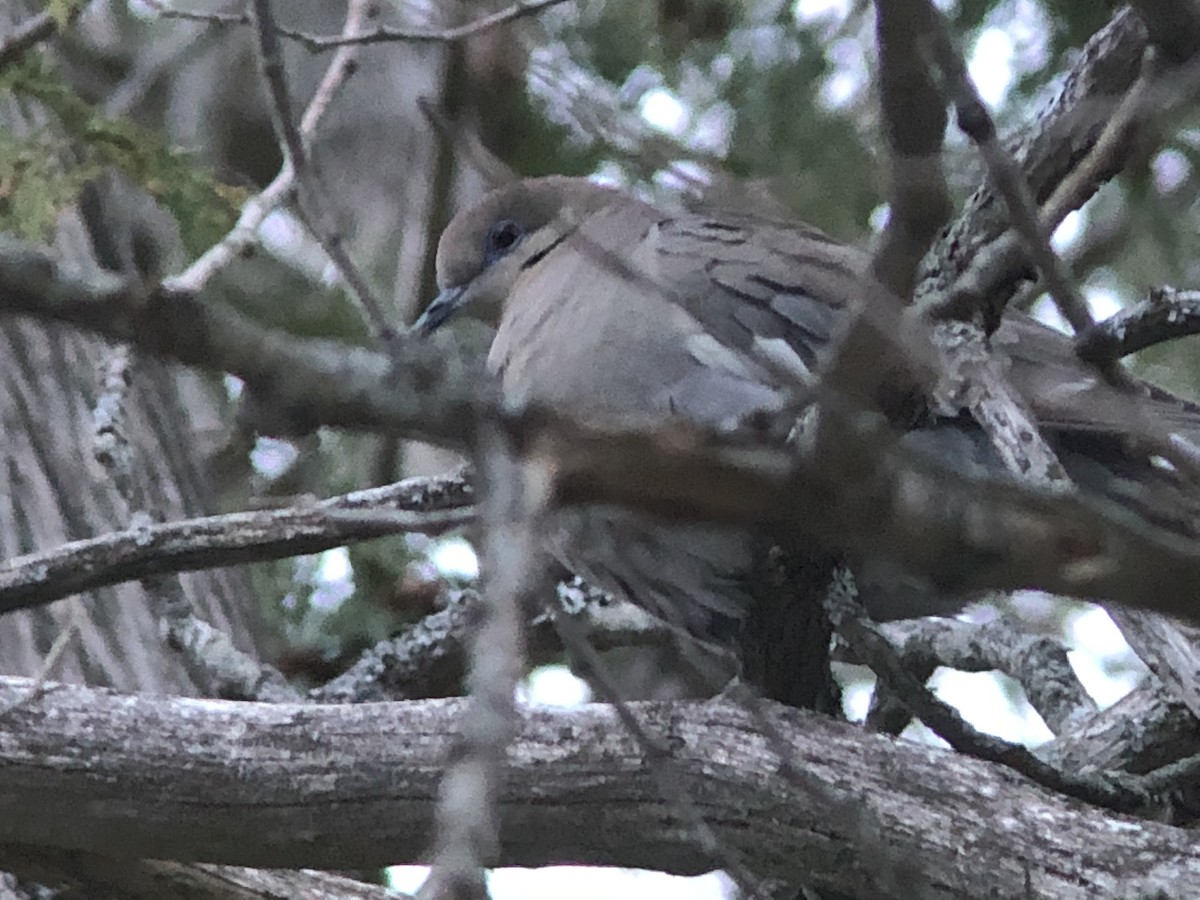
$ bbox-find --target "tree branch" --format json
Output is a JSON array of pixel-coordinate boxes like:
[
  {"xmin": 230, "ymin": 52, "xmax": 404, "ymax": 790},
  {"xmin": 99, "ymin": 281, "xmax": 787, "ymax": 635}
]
[
  {"xmin": 519, "ymin": 406, "xmax": 1200, "ymax": 622},
  {"xmin": 155, "ymin": 0, "xmax": 572, "ymax": 52},
  {"xmin": 2, "ymin": 847, "xmax": 407, "ymax": 900},
  {"xmin": 1077, "ymin": 285, "xmax": 1200, "ymax": 364},
  {"xmin": 0, "ymin": 474, "xmax": 473, "ymax": 616},
  {"xmin": 870, "ymin": 0, "xmax": 951, "ymax": 299},
  {"xmin": 2, "ymin": 677, "xmax": 1199, "ymax": 897},
  {"xmin": 162, "ymin": 0, "xmax": 370, "ymax": 295},
  {"xmin": 0, "ymin": 236, "xmax": 482, "ymax": 444}
]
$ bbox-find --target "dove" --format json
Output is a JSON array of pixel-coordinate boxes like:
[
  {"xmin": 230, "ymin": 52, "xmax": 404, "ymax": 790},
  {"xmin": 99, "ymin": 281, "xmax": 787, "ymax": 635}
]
[{"xmin": 415, "ymin": 176, "xmax": 1200, "ymax": 705}]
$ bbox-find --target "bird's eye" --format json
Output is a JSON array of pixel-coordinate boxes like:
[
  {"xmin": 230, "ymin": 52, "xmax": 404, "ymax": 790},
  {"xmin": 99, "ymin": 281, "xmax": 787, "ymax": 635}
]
[{"xmin": 484, "ymin": 219, "xmax": 524, "ymax": 263}]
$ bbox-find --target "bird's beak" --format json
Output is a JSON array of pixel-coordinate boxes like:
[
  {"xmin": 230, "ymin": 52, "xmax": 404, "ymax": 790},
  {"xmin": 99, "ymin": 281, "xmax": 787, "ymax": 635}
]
[{"xmin": 411, "ymin": 285, "xmax": 467, "ymax": 337}]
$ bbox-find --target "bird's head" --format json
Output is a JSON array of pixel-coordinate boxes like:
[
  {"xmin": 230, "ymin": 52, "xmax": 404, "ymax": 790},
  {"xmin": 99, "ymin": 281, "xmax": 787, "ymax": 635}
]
[{"xmin": 413, "ymin": 177, "xmax": 624, "ymax": 335}]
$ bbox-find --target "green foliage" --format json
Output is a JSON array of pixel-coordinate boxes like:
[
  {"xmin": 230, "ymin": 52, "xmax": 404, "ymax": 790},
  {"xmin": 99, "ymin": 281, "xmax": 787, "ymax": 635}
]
[
  {"xmin": 0, "ymin": 54, "xmax": 243, "ymax": 254},
  {"xmin": 473, "ymin": 76, "xmax": 604, "ymax": 180},
  {"xmin": 46, "ymin": 0, "xmax": 88, "ymax": 29},
  {"xmin": 581, "ymin": 0, "xmax": 745, "ymax": 82},
  {"xmin": 579, "ymin": 2, "xmax": 660, "ymax": 85},
  {"xmin": 1037, "ymin": 0, "xmax": 1115, "ymax": 55},
  {"xmin": 210, "ymin": 254, "xmax": 373, "ymax": 343},
  {"xmin": 0, "ymin": 128, "xmax": 79, "ymax": 242},
  {"xmin": 724, "ymin": 40, "xmax": 880, "ymax": 236}
]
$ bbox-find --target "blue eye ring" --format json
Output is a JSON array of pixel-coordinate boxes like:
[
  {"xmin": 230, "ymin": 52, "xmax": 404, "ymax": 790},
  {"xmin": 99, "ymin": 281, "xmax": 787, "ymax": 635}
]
[{"xmin": 484, "ymin": 219, "xmax": 524, "ymax": 264}]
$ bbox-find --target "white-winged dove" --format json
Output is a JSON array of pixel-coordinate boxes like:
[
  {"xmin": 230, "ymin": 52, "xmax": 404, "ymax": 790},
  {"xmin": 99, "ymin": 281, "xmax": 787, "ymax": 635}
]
[
  {"xmin": 416, "ymin": 178, "xmax": 863, "ymax": 652},
  {"xmin": 415, "ymin": 176, "xmax": 1200, "ymax": 701}
]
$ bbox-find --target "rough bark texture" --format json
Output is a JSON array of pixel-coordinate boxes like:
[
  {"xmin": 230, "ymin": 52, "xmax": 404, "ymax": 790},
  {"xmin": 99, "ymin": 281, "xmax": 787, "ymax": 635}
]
[
  {"xmin": 0, "ymin": 13, "xmax": 267, "ymax": 696},
  {"xmin": 0, "ymin": 678, "xmax": 1196, "ymax": 898}
]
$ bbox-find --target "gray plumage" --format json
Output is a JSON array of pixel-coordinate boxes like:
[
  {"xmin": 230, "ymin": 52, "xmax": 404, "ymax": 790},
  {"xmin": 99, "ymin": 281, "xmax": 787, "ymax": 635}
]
[{"xmin": 417, "ymin": 175, "xmax": 1200, "ymax": 680}]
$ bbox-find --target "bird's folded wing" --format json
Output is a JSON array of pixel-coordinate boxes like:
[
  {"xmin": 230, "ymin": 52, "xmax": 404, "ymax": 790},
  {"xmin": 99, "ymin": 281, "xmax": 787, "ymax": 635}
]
[
  {"xmin": 653, "ymin": 210, "xmax": 1200, "ymax": 460},
  {"xmin": 651, "ymin": 214, "xmax": 872, "ymax": 386}
]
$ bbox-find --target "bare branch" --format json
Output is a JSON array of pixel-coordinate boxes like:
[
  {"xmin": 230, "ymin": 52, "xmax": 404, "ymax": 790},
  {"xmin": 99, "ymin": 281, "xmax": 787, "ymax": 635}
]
[
  {"xmin": 3, "ymin": 846, "xmax": 408, "ymax": 900},
  {"xmin": 550, "ymin": 595, "xmax": 771, "ymax": 898},
  {"xmin": 163, "ymin": 613, "xmax": 302, "ymax": 703},
  {"xmin": 247, "ymin": 0, "xmax": 394, "ymax": 341},
  {"xmin": 0, "ymin": 10, "xmax": 55, "ymax": 71},
  {"xmin": 315, "ymin": 588, "xmax": 481, "ymax": 704},
  {"xmin": 824, "ymin": 572, "xmax": 1147, "ymax": 813},
  {"xmin": 926, "ymin": 45, "xmax": 1165, "ymax": 328},
  {"xmin": 163, "ymin": 0, "xmax": 370, "ymax": 295},
  {"xmin": 1042, "ymin": 684, "xmax": 1200, "ymax": 776},
  {"xmin": 157, "ymin": 0, "xmax": 573, "ymax": 52},
  {"xmin": 423, "ymin": 420, "xmax": 543, "ymax": 897},
  {"xmin": 850, "ymin": 614, "xmax": 1099, "ymax": 736},
  {"xmin": 314, "ymin": 584, "xmax": 670, "ymax": 705},
  {"xmin": 0, "ymin": 236, "xmax": 482, "ymax": 443},
  {"xmin": 870, "ymin": 0, "xmax": 951, "ymax": 299},
  {"xmin": 920, "ymin": 2, "xmax": 1095, "ymax": 335},
  {"xmin": 0, "ymin": 474, "xmax": 473, "ymax": 615},
  {"xmin": 1077, "ymin": 285, "xmax": 1200, "ymax": 365},
  {"xmin": 518, "ymin": 405, "xmax": 1200, "ymax": 622},
  {"xmin": 4, "ymin": 677, "xmax": 1200, "ymax": 895},
  {"xmin": 919, "ymin": 7, "xmax": 1200, "ymax": 323}
]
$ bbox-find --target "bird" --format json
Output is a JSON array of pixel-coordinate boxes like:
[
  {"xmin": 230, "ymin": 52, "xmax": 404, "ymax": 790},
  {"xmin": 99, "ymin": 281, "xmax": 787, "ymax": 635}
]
[{"xmin": 414, "ymin": 175, "xmax": 1200, "ymax": 706}]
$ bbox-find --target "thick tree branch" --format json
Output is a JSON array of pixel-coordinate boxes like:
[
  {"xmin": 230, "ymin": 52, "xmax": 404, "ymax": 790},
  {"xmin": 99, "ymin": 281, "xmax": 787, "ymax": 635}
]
[
  {"xmin": 2, "ymin": 677, "xmax": 1200, "ymax": 898},
  {"xmin": 0, "ymin": 237, "xmax": 482, "ymax": 444},
  {"xmin": 2, "ymin": 847, "xmax": 406, "ymax": 900},
  {"xmin": 521, "ymin": 407, "xmax": 1200, "ymax": 621}
]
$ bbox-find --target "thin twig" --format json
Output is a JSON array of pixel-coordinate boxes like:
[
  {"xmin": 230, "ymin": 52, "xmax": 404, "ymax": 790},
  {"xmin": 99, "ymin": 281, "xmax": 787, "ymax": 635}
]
[
  {"xmin": 926, "ymin": 45, "xmax": 1175, "ymax": 323},
  {"xmin": 843, "ymin": 614, "xmax": 1099, "ymax": 736},
  {"xmin": 551, "ymin": 607, "xmax": 775, "ymax": 899},
  {"xmin": 157, "ymin": 0, "xmax": 572, "ymax": 52},
  {"xmin": 248, "ymin": 0, "xmax": 396, "ymax": 341},
  {"xmin": 163, "ymin": 0, "xmax": 372, "ymax": 295},
  {"xmin": 823, "ymin": 570, "xmax": 1152, "ymax": 815},
  {"xmin": 920, "ymin": 2, "xmax": 1095, "ymax": 335},
  {"xmin": 0, "ymin": 474, "xmax": 473, "ymax": 615},
  {"xmin": 0, "ymin": 616, "xmax": 79, "ymax": 720},
  {"xmin": 0, "ymin": 10, "xmax": 56, "ymax": 72}
]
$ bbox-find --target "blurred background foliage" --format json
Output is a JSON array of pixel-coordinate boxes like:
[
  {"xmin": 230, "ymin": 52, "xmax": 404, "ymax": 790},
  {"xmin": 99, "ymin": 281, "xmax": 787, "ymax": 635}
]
[{"xmin": 1, "ymin": 0, "xmax": 1181, "ymax": 706}]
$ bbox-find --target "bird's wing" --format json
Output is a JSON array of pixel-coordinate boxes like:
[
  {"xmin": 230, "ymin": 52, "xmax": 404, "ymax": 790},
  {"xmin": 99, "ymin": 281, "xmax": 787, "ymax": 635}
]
[{"xmin": 650, "ymin": 212, "xmax": 871, "ymax": 386}]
